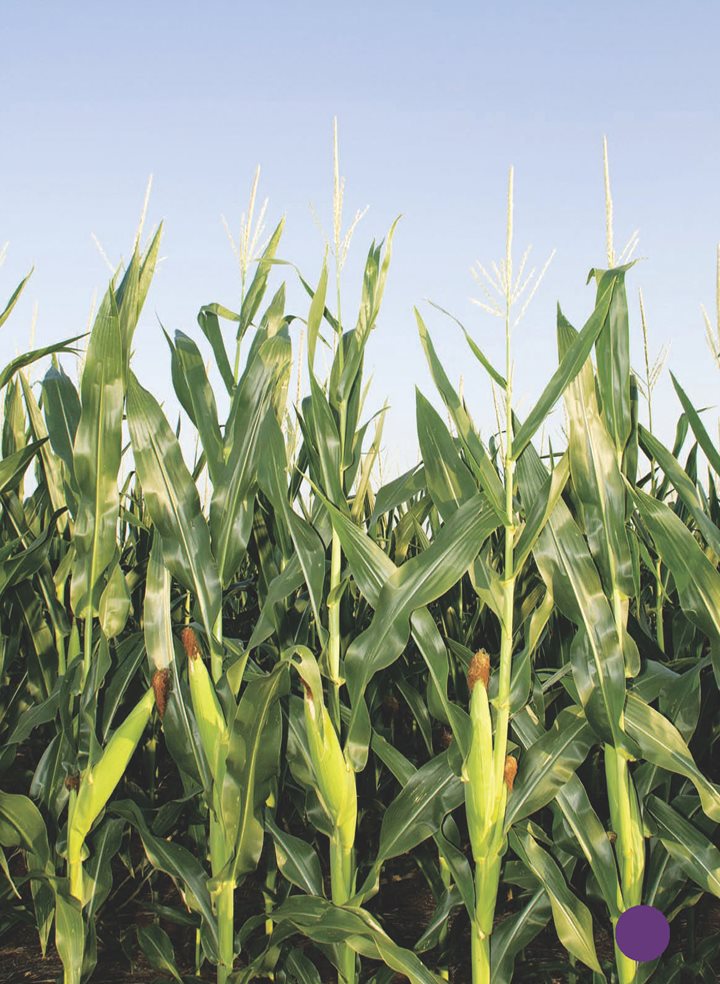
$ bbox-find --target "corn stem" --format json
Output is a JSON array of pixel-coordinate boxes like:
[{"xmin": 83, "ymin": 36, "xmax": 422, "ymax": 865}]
[
  {"xmin": 330, "ymin": 833, "xmax": 356, "ymax": 983},
  {"xmin": 216, "ymin": 879, "xmax": 235, "ymax": 984},
  {"xmin": 470, "ymin": 168, "xmax": 517, "ymax": 984},
  {"xmin": 607, "ymin": 573, "xmax": 643, "ymax": 984},
  {"xmin": 328, "ymin": 530, "xmax": 342, "ymax": 732},
  {"xmin": 207, "ymin": 614, "xmax": 234, "ymax": 984},
  {"xmin": 67, "ymin": 787, "xmax": 82, "ymax": 904}
]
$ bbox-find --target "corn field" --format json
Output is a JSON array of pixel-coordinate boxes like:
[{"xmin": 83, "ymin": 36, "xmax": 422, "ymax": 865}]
[{"xmin": 1, "ymin": 152, "xmax": 719, "ymax": 984}]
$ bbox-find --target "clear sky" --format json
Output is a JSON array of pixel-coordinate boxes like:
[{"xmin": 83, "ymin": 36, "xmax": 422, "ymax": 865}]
[{"xmin": 2, "ymin": 1, "xmax": 719, "ymax": 475}]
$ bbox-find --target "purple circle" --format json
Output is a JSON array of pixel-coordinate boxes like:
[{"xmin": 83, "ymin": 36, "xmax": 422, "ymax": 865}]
[{"xmin": 616, "ymin": 905, "xmax": 670, "ymax": 962}]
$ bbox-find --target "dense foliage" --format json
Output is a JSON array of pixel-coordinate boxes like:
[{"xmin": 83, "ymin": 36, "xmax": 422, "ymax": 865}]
[{"xmin": 1, "ymin": 164, "xmax": 719, "ymax": 984}]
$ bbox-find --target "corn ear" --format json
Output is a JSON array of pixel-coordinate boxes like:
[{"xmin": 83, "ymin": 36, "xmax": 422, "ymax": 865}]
[
  {"xmin": 67, "ymin": 686, "xmax": 155, "ymax": 889},
  {"xmin": 465, "ymin": 671, "xmax": 495, "ymax": 859},
  {"xmin": 183, "ymin": 627, "xmax": 227, "ymax": 785},
  {"xmin": 287, "ymin": 647, "xmax": 356, "ymax": 853}
]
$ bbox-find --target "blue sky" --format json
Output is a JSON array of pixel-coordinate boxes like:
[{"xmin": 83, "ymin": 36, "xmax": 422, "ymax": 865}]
[{"xmin": 2, "ymin": 1, "xmax": 719, "ymax": 474}]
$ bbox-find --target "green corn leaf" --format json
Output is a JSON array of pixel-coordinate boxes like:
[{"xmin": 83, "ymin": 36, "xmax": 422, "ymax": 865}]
[
  {"xmin": 283, "ymin": 948, "xmax": 323, "ymax": 984},
  {"xmin": 237, "ymin": 218, "xmax": 285, "ymax": 337},
  {"xmin": 342, "ymin": 492, "xmax": 499, "ymax": 769},
  {"xmin": 661, "ymin": 661, "xmax": 704, "ymax": 744},
  {"xmin": 70, "ymin": 289, "xmax": 124, "ymax": 617},
  {"xmin": 512, "ymin": 708, "xmax": 623, "ymax": 917},
  {"xmin": 490, "ymin": 886, "xmax": 551, "ymax": 983},
  {"xmin": 113, "ymin": 247, "xmax": 142, "ymax": 370},
  {"xmin": 0, "ymin": 791, "xmax": 55, "ymax": 957},
  {"xmin": 333, "ymin": 221, "xmax": 400, "ymax": 405},
  {"xmin": 559, "ymin": 311, "xmax": 633, "ymax": 599},
  {"xmin": 516, "ymin": 440, "xmax": 630, "ymax": 751},
  {"xmin": 99, "ymin": 634, "xmax": 145, "ymax": 741},
  {"xmin": 504, "ymin": 706, "xmax": 594, "ymax": 830},
  {"xmin": 370, "ymin": 732, "xmax": 475, "ymax": 917},
  {"xmin": 197, "ymin": 304, "xmax": 235, "ymax": 393},
  {"xmin": 137, "ymin": 222, "xmax": 163, "ymax": 315},
  {"xmin": 258, "ymin": 413, "xmax": 326, "ymax": 639},
  {"xmin": 305, "ymin": 259, "xmax": 328, "ymax": 372},
  {"xmin": 6, "ymin": 687, "xmax": 61, "ymax": 747},
  {"xmin": 143, "ymin": 536, "xmax": 174, "ymax": 672},
  {"xmin": 370, "ymin": 732, "xmax": 415, "ymax": 785},
  {"xmin": 645, "ymin": 796, "xmax": 720, "ymax": 898},
  {"xmin": 427, "ymin": 300, "xmax": 507, "ymax": 388},
  {"xmin": 639, "ymin": 424, "xmax": 720, "ymax": 555},
  {"xmin": 416, "ymin": 388, "xmax": 476, "ymax": 520},
  {"xmin": 243, "ymin": 555, "xmax": 305, "ymax": 656},
  {"xmin": 372, "ymin": 751, "xmax": 464, "ymax": 869},
  {"xmin": 631, "ymin": 485, "xmax": 720, "ymax": 685},
  {"xmin": 322, "ymin": 495, "xmax": 471, "ymax": 756},
  {"xmin": 370, "ymin": 463, "xmax": 426, "ymax": 523},
  {"xmin": 127, "ymin": 371, "xmax": 221, "ymax": 650},
  {"xmin": 136, "ymin": 924, "xmax": 182, "ymax": 982},
  {"xmin": 0, "ymin": 334, "xmax": 85, "ymax": 391},
  {"xmin": 111, "ymin": 799, "xmax": 218, "ymax": 952},
  {"xmin": 222, "ymin": 660, "xmax": 289, "ymax": 881},
  {"xmin": 3, "ymin": 376, "xmax": 26, "ymax": 457},
  {"xmin": 395, "ymin": 676, "xmax": 434, "ymax": 754},
  {"xmin": 306, "ymin": 374, "xmax": 344, "ymax": 504},
  {"xmin": 19, "ymin": 372, "xmax": 67, "ymax": 521},
  {"xmin": 271, "ymin": 896, "xmax": 443, "ymax": 984},
  {"xmin": 0, "ymin": 518, "xmax": 59, "ymax": 601},
  {"xmin": 625, "ymin": 694, "xmax": 720, "ymax": 821},
  {"xmin": 416, "ymin": 308, "xmax": 505, "ymax": 518},
  {"xmin": 509, "ymin": 588, "xmax": 554, "ymax": 714},
  {"xmin": 12, "ymin": 578, "xmax": 58, "ymax": 698},
  {"xmin": 42, "ymin": 361, "xmax": 81, "ymax": 485},
  {"xmin": 670, "ymin": 373, "xmax": 720, "ymax": 477},
  {"xmin": 0, "ymin": 791, "xmax": 52, "ymax": 871},
  {"xmin": 114, "ymin": 224, "xmax": 163, "ymax": 364},
  {"xmin": 354, "ymin": 219, "xmax": 399, "ymax": 347},
  {"xmin": 411, "ymin": 608, "xmax": 471, "ymax": 751},
  {"xmin": 85, "ymin": 818, "xmax": 124, "ymax": 920},
  {"xmin": 414, "ymin": 885, "xmax": 464, "ymax": 953},
  {"xmin": 266, "ymin": 815, "xmax": 324, "ymax": 896},
  {"xmin": 0, "ymin": 268, "xmax": 32, "ymax": 328},
  {"xmin": 511, "ymin": 278, "xmax": 616, "ymax": 459},
  {"xmin": 510, "ymin": 828, "xmax": 602, "ymax": 973},
  {"xmin": 211, "ymin": 333, "xmax": 292, "ymax": 586},
  {"xmin": 589, "ymin": 265, "xmax": 633, "ymax": 455},
  {"xmin": 259, "ymin": 282, "xmax": 290, "ymax": 337},
  {"xmin": 167, "ymin": 328, "xmax": 223, "ymax": 484},
  {"xmin": 0, "ymin": 439, "xmax": 47, "ymax": 494},
  {"xmin": 513, "ymin": 453, "xmax": 569, "ymax": 575}
]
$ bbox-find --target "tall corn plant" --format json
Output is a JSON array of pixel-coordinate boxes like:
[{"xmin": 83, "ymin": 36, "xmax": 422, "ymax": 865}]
[
  {"xmin": 246, "ymin": 126, "xmax": 396, "ymax": 983},
  {"xmin": 0, "ymin": 235, "xmax": 164, "ymax": 984},
  {"xmin": 236, "ymin": 134, "xmax": 487, "ymax": 982},
  {"xmin": 0, "ymin": 267, "xmax": 86, "ymax": 974},
  {"xmin": 127, "ymin": 219, "xmax": 294, "ymax": 984},
  {"xmin": 415, "ymin": 169, "xmax": 657, "ymax": 983},
  {"xmin": 57, "ymin": 233, "xmax": 163, "ymax": 984},
  {"xmin": 294, "ymin": 256, "xmax": 508, "ymax": 984}
]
